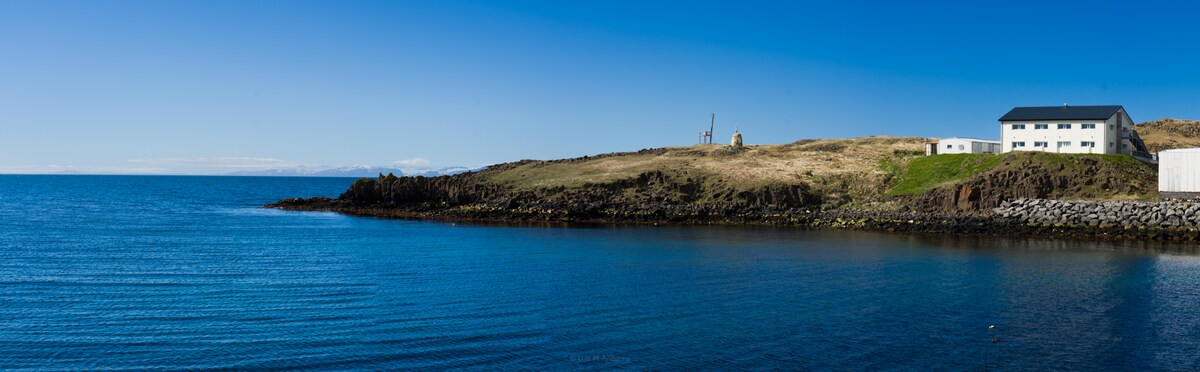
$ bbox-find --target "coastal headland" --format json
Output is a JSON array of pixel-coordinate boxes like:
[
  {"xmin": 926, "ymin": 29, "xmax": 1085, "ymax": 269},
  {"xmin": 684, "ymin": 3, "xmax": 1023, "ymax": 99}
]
[{"xmin": 271, "ymin": 119, "xmax": 1200, "ymax": 241}]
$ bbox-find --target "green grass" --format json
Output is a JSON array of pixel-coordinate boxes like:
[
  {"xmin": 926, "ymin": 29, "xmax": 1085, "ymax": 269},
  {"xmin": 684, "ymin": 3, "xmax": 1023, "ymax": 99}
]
[
  {"xmin": 887, "ymin": 154, "xmax": 1002, "ymax": 195},
  {"xmin": 876, "ymin": 156, "xmax": 903, "ymax": 175},
  {"xmin": 1020, "ymin": 152, "xmax": 1140, "ymax": 167},
  {"xmin": 1095, "ymin": 153, "xmax": 1142, "ymax": 166},
  {"xmin": 887, "ymin": 152, "xmax": 1153, "ymax": 197}
]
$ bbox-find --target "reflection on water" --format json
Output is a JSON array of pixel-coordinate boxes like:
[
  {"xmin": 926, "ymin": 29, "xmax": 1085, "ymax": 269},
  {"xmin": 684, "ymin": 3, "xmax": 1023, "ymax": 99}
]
[{"xmin": 1, "ymin": 176, "xmax": 1199, "ymax": 370}]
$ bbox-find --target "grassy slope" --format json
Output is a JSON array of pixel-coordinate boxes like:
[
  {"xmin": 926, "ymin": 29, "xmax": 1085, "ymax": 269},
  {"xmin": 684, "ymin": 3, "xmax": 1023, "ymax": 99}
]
[
  {"xmin": 1012, "ymin": 152, "xmax": 1154, "ymax": 200},
  {"xmin": 469, "ymin": 136, "xmax": 1158, "ymax": 211},
  {"xmin": 472, "ymin": 117, "xmax": 1192, "ymax": 202},
  {"xmin": 897, "ymin": 151, "xmax": 1154, "ymax": 203},
  {"xmin": 887, "ymin": 154, "xmax": 1002, "ymax": 195},
  {"xmin": 886, "ymin": 152, "xmax": 1149, "ymax": 197},
  {"xmin": 1135, "ymin": 118, "xmax": 1200, "ymax": 154},
  {"xmin": 481, "ymin": 136, "xmax": 928, "ymax": 209}
]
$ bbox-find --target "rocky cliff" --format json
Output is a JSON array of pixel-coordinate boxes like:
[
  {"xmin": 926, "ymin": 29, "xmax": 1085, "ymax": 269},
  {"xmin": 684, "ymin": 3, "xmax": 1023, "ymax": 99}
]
[
  {"xmin": 271, "ymin": 137, "xmax": 1160, "ymax": 226},
  {"xmin": 911, "ymin": 152, "xmax": 1156, "ymax": 213},
  {"xmin": 316, "ymin": 168, "xmax": 821, "ymax": 221}
]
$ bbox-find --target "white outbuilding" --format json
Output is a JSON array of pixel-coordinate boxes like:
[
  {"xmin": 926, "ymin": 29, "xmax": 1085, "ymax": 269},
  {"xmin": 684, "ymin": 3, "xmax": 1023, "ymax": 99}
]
[
  {"xmin": 928, "ymin": 138, "xmax": 1002, "ymax": 155},
  {"xmin": 1158, "ymin": 148, "xmax": 1200, "ymax": 199}
]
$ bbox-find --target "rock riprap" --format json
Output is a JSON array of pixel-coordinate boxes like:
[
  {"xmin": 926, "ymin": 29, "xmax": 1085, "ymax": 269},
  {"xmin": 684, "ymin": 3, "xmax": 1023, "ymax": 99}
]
[{"xmin": 992, "ymin": 198, "xmax": 1200, "ymax": 228}]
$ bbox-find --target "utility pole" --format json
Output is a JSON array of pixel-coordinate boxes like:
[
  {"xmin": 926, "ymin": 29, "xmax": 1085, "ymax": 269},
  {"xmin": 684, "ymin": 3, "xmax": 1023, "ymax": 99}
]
[{"xmin": 709, "ymin": 113, "xmax": 715, "ymax": 144}]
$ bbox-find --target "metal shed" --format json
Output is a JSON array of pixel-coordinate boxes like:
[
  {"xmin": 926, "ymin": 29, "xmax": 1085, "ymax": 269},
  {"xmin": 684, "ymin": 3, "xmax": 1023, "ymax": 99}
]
[
  {"xmin": 1158, "ymin": 148, "xmax": 1200, "ymax": 198},
  {"xmin": 935, "ymin": 138, "xmax": 1001, "ymax": 155}
]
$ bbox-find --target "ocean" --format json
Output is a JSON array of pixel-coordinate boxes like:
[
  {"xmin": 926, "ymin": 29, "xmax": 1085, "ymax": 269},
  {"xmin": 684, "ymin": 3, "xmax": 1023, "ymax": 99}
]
[{"xmin": 2, "ymin": 175, "xmax": 1199, "ymax": 370}]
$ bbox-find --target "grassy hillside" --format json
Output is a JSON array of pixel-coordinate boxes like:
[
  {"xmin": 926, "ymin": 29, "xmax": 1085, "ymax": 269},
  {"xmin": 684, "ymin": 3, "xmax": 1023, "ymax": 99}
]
[
  {"xmin": 908, "ymin": 151, "xmax": 1157, "ymax": 213},
  {"xmin": 887, "ymin": 151, "xmax": 1151, "ymax": 198},
  {"xmin": 1136, "ymin": 118, "xmax": 1200, "ymax": 153},
  {"xmin": 887, "ymin": 154, "xmax": 1002, "ymax": 195},
  {"xmin": 466, "ymin": 136, "xmax": 1158, "ymax": 212},
  {"xmin": 310, "ymin": 133, "xmax": 1165, "ymax": 220},
  {"xmin": 479, "ymin": 136, "xmax": 928, "ymax": 209}
]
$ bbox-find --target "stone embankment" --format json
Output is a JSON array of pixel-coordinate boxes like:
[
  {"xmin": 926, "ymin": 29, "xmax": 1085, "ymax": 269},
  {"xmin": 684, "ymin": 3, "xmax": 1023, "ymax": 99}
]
[{"xmin": 992, "ymin": 198, "xmax": 1200, "ymax": 228}]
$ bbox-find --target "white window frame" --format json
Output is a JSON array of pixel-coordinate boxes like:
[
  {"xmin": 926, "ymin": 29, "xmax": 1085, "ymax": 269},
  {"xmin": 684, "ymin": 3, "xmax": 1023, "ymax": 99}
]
[
  {"xmin": 1081, "ymin": 141, "xmax": 1095, "ymax": 147},
  {"xmin": 1034, "ymin": 124, "xmax": 1048, "ymax": 130},
  {"xmin": 1012, "ymin": 124, "xmax": 1025, "ymax": 130},
  {"xmin": 1057, "ymin": 123, "xmax": 1071, "ymax": 129},
  {"xmin": 1034, "ymin": 141, "xmax": 1047, "ymax": 148},
  {"xmin": 1013, "ymin": 141, "xmax": 1026, "ymax": 147},
  {"xmin": 1057, "ymin": 141, "xmax": 1071, "ymax": 147},
  {"xmin": 1082, "ymin": 123, "xmax": 1096, "ymax": 129}
]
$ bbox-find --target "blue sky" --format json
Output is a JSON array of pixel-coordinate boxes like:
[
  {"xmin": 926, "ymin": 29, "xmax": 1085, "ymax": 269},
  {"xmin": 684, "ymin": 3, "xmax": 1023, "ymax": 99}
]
[{"xmin": 2, "ymin": 0, "xmax": 1199, "ymax": 174}]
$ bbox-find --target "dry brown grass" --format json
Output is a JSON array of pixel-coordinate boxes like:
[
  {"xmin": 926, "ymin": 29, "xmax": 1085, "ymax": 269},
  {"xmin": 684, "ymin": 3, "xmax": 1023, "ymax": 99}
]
[
  {"xmin": 1136, "ymin": 118, "xmax": 1200, "ymax": 154},
  {"xmin": 482, "ymin": 136, "xmax": 929, "ymax": 209}
]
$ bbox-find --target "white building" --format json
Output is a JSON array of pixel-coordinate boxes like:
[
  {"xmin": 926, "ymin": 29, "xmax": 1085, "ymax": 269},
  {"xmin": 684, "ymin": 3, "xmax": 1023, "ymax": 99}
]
[
  {"xmin": 1158, "ymin": 148, "xmax": 1200, "ymax": 198},
  {"xmin": 998, "ymin": 105, "xmax": 1139, "ymax": 155},
  {"xmin": 928, "ymin": 138, "xmax": 1001, "ymax": 155}
]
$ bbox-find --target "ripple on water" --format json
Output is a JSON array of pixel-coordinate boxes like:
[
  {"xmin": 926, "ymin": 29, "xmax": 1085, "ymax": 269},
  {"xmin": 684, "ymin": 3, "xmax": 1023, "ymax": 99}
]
[{"xmin": 4, "ymin": 176, "xmax": 1200, "ymax": 370}]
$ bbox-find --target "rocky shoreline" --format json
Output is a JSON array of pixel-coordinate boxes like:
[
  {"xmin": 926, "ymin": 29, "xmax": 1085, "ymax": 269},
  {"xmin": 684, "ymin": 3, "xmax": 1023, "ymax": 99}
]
[
  {"xmin": 263, "ymin": 160, "xmax": 1200, "ymax": 242},
  {"xmin": 267, "ymin": 196, "xmax": 1200, "ymax": 242},
  {"xmin": 993, "ymin": 198, "xmax": 1200, "ymax": 228}
]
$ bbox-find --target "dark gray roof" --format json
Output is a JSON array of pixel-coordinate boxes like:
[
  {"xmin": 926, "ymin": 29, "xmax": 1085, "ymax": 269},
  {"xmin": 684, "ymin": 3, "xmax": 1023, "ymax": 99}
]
[{"xmin": 999, "ymin": 105, "xmax": 1123, "ymax": 121}]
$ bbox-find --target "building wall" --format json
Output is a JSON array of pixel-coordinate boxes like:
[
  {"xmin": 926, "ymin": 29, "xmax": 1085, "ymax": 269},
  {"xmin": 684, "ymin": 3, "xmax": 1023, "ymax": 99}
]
[
  {"xmin": 1113, "ymin": 108, "xmax": 1133, "ymax": 155},
  {"xmin": 1000, "ymin": 114, "xmax": 1116, "ymax": 154},
  {"xmin": 937, "ymin": 138, "xmax": 1001, "ymax": 154},
  {"xmin": 1158, "ymin": 150, "xmax": 1200, "ymax": 193}
]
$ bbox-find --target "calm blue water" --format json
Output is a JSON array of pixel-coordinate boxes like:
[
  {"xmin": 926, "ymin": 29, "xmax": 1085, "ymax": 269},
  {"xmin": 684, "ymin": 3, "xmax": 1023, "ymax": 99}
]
[{"xmin": 2, "ymin": 175, "xmax": 1200, "ymax": 370}]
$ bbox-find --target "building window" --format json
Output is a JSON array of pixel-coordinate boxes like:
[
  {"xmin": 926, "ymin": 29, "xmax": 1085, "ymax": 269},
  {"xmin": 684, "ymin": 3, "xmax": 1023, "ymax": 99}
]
[
  {"xmin": 1081, "ymin": 141, "xmax": 1095, "ymax": 147},
  {"xmin": 1082, "ymin": 123, "xmax": 1096, "ymax": 129},
  {"xmin": 1058, "ymin": 141, "xmax": 1071, "ymax": 147},
  {"xmin": 1057, "ymin": 124, "xmax": 1072, "ymax": 129},
  {"xmin": 1034, "ymin": 124, "xmax": 1048, "ymax": 129},
  {"xmin": 946, "ymin": 144, "xmax": 952, "ymax": 149},
  {"xmin": 1109, "ymin": 142, "xmax": 1114, "ymax": 148},
  {"xmin": 1034, "ymin": 141, "xmax": 1047, "ymax": 148},
  {"xmin": 1011, "ymin": 124, "xmax": 1026, "ymax": 130},
  {"xmin": 1110, "ymin": 124, "xmax": 1115, "ymax": 130},
  {"xmin": 958, "ymin": 145, "xmax": 964, "ymax": 150},
  {"xmin": 1013, "ymin": 141, "xmax": 1026, "ymax": 147}
]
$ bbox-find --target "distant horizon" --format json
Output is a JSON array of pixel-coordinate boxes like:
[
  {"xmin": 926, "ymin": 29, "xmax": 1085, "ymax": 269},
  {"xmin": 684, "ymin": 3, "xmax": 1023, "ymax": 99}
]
[
  {"xmin": 0, "ymin": 163, "xmax": 480, "ymax": 177},
  {"xmin": 5, "ymin": 1, "xmax": 1200, "ymax": 174}
]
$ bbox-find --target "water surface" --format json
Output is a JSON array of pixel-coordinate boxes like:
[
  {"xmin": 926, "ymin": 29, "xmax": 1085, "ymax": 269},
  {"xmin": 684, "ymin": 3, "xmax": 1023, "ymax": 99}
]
[{"xmin": 2, "ymin": 175, "xmax": 1199, "ymax": 370}]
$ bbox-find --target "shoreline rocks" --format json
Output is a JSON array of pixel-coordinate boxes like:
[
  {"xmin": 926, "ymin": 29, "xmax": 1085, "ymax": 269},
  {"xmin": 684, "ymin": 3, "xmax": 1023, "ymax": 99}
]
[
  {"xmin": 266, "ymin": 197, "xmax": 1200, "ymax": 242},
  {"xmin": 992, "ymin": 198, "xmax": 1200, "ymax": 229}
]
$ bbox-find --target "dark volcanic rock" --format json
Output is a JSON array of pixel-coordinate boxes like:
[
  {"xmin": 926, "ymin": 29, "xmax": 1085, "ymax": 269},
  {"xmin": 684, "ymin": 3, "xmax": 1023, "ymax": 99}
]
[
  {"xmin": 340, "ymin": 173, "xmax": 496, "ymax": 206},
  {"xmin": 912, "ymin": 156, "xmax": 1154, "ymax": 214},
  {"xmin": 267, "ymin": 152, "xmax": 1182, "ymax": 242},
  {"xmin": 323, "ymin": 168, "xmax": 822, "ymax": 220}
]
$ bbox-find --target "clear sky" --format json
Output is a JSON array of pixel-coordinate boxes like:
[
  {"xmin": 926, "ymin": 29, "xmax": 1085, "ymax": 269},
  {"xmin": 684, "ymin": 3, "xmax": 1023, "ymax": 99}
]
[{"xmin": 3, "ymin": 0, "xmax": 1200, "ymax": 174}]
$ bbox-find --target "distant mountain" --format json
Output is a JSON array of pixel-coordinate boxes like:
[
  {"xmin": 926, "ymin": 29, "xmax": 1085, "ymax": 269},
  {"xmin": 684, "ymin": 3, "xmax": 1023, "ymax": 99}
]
[
  {"xmin": 226, "ymin": 165, "xmax": 482, "ymax": 178},
  {"xmin": 226, "ymin": 166, "xmax": 407, "ymax": 178},
  {"xmin": 404, "ymin": 166, "xmax": 481, "ymax": 177}
]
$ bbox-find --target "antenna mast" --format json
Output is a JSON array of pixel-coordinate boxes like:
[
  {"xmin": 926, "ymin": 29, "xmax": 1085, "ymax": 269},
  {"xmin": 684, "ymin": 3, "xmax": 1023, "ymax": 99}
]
[{"xmin": 709, "ymin": 113, "xmax": 715, "ymax": 144}]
